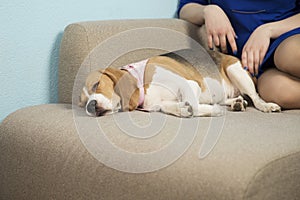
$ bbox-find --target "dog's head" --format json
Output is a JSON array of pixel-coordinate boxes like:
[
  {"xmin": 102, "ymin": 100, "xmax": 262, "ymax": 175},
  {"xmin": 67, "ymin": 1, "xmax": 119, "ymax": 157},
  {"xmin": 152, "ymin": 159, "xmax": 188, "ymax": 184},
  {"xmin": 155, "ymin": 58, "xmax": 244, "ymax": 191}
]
[{"xmin": 79, "ymin": 68, "xmax": 140, "ymax": 117}]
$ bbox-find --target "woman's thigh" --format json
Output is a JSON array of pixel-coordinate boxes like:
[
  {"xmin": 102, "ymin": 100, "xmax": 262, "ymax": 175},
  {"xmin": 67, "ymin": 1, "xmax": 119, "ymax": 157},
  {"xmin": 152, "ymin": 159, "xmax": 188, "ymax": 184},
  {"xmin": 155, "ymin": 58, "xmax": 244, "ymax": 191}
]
[{"xmin": 274, "ymin": 34, "xmax": 300, "ymax": 77}]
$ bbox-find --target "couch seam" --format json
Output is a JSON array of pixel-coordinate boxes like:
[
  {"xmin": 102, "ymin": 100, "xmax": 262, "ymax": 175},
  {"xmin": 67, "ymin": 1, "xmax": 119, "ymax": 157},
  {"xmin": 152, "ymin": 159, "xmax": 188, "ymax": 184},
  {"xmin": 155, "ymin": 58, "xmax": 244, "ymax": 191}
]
[{"xmin": 242, "ymin": 150, "xmax": 300, "ymax": 200}]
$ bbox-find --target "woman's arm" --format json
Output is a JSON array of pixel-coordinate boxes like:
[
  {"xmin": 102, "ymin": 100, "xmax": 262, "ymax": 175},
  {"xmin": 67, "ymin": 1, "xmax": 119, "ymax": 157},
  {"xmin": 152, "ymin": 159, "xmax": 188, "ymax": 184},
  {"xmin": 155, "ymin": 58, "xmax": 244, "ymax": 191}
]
[
  {"xmin": 179, "ymin": 3, "xmax": 237, "ymax": 53},
  {"xmin": 242, "ymin": 13, "xmax": 300, "ymax": 75},
  {"xmin": 266, "ymin": 13, "xmax": 300, "ymax": 39},
  {"xmin": 179, "ymin": 3, "xmax": 206, "ymax": 25}
]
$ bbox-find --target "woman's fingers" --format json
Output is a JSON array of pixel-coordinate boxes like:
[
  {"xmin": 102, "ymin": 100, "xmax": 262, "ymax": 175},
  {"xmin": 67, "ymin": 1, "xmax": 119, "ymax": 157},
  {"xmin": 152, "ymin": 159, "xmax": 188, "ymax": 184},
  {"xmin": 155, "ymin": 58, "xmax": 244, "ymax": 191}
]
[
  {"xmin": 242, "ymin": 24, "xmax": 272, "ymax": 76},
  {"xmin": 219, "ymin": 34, "xmax": 228, "ymax": 53},
  {"xmin": 207, "ymin": 34, "xmax": 213, "ymax": 49},
  {"xmin": 242, "ymin": 51, "xmax": 248, "ymax": 70},
  {"xmin": 253, "ymin": 50, "xmax": 260, "ymax": 75},
  {"xmin": 227, "ymin": 31, "xmax": 238, "ymax": 54},
  {"xmin": 204, "ymin": 5, "xmax": 237, "ymax": 53},
  {"xmin": 213, "ymin": 33, "xmax": 220, "ymax": 47},
  {"xmin": 243, "ymin": 49, "xmax": 267, "ymax": 76},
  {"xmin": 208, "ymin": 32, "xmax": 235, "ymax": 53}
]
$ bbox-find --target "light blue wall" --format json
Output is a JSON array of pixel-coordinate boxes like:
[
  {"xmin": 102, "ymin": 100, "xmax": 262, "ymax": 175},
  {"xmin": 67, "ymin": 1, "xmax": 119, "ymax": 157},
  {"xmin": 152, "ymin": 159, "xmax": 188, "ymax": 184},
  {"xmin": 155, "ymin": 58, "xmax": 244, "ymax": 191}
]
[{"xmin": 0, "ymin": 0, "xmax": 178, "ymax": 122}]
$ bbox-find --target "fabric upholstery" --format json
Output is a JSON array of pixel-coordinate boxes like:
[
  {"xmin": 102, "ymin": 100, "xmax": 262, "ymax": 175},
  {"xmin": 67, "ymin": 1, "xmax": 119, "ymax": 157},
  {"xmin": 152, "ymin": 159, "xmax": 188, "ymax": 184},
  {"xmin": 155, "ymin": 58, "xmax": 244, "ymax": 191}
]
[
  {"xmin": 1, "ymin": 19, "xmax": 300, "ymax": 200},
  {"xmin": 1, "ymin": 104, "xmax": 300, "ymax": 200}
]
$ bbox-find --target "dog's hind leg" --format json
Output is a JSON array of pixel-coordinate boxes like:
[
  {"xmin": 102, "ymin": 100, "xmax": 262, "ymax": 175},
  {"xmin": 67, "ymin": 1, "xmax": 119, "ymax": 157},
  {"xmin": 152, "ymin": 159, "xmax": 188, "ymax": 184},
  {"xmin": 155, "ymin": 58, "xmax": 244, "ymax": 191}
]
[
  {"xmin": 193, "ymin": 104, "xmax": 224, "ymax": 117},
  {"xmin": 159, "ymin": 101, "xmax": 194, "ymax": 117},
  {"xmin": 159, "ymin": 101, "xmax": 224, "ymax": 117}
]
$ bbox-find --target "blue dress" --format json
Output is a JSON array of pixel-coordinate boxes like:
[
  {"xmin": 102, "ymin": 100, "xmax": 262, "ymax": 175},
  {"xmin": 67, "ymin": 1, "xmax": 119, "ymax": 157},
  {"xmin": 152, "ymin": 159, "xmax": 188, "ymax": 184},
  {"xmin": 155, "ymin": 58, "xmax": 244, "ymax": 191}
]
[{"xmin": 177, "ymin": 0, "xmax": 300, "ymax": 77}]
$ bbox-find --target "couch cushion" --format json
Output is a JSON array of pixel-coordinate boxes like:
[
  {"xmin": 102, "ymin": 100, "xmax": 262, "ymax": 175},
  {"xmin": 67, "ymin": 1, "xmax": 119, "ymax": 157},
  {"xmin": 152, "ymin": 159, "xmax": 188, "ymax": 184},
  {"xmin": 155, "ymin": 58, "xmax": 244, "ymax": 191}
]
[{"xmin": 1, "ymin": 104, "xmax": 300, "ymax": 200}]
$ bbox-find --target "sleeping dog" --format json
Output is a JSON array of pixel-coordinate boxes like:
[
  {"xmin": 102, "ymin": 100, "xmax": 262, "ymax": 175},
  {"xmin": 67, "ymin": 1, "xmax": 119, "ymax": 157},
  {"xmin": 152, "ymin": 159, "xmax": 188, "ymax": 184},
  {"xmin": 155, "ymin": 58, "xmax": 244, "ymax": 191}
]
[{"xmin": 79, "ymin": 49, "xmax": 281, "ymax": 117}]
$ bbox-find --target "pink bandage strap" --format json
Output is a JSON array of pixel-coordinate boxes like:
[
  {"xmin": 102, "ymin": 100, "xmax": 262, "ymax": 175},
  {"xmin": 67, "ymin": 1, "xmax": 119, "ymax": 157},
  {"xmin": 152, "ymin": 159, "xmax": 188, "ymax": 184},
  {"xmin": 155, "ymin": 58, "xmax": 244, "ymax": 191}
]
[{"xmin": 120, "ymin": 59, "xmax": 148, "ymax": 107}]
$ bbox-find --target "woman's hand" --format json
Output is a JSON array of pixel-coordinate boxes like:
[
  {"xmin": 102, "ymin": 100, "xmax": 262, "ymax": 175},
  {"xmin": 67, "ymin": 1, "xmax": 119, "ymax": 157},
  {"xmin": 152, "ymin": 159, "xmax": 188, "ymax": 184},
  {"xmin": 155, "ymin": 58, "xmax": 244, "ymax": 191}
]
[
  {"xmin": 203, "ymin": 5, "xmax": 237, "ymax": 53},
  {"xmin": 242, "ymin": 24, "xmax": 272, "ymax": 76}
]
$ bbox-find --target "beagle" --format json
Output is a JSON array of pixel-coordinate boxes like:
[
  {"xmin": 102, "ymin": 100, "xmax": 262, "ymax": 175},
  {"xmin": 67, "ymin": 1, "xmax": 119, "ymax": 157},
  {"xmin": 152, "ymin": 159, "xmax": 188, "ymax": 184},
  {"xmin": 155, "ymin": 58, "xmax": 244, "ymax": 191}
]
[{"xmin": 79, "ymin": 49, "xmax": 281, "ymax": 117}]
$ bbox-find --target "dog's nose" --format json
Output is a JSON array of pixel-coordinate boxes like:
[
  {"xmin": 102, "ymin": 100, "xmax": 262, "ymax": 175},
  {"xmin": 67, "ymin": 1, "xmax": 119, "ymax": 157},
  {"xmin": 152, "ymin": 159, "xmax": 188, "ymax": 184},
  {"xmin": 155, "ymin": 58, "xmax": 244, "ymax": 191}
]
[
  {"xmin": 87, "ymin": 100, "xmax": 97, "ymax": 115},
  {"xmin": 86, "ymin": 100, "xmax": 108, "ymax": 116}
]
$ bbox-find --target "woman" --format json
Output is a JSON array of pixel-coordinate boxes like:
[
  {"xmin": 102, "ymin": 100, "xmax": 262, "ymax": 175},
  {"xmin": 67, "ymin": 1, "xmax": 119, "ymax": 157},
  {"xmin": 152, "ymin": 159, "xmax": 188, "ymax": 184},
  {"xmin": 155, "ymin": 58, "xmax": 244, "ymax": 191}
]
[{"xmin": 178, "ymin": 0, "xmax": 300, "ymax": 109}]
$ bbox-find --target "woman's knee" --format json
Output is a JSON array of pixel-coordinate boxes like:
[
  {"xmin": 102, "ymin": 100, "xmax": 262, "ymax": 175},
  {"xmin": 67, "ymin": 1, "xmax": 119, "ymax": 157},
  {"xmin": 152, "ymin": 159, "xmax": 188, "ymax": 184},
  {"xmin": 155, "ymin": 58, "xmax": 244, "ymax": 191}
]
[{"xmin": 257, "ymin": 69, "xmax": 300, "ymax": 109}]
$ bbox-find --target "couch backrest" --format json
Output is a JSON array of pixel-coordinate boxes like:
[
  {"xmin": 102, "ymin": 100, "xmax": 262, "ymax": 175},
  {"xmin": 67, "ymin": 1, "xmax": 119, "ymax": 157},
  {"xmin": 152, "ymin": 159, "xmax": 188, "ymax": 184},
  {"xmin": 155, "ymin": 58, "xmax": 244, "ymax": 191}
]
[{"xmin": 58, "ymin": 19, "xmax": 205, "ymax": 104}]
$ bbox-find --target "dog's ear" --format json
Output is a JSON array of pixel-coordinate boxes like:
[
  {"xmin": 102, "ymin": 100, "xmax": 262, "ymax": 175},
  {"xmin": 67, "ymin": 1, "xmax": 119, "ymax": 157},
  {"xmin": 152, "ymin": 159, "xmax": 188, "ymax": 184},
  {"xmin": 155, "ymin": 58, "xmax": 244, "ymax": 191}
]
[
  {"xmin": 101, "ymin": 68, "xmax": 140, "ymax": 111},
  {"xmin": 116, "ymin": 73, "xmax": 140, "ymax": 111},
  {"xmin": 118, "ymin": 82, "xmax": 140, "ymax": 111},
  {"xmin": 99, "ymin": 68, "xmax": 124, "ymax": 86},
  {"xmin": 126, "ymin": 87, "xmax": 140, "ymax": 111}
]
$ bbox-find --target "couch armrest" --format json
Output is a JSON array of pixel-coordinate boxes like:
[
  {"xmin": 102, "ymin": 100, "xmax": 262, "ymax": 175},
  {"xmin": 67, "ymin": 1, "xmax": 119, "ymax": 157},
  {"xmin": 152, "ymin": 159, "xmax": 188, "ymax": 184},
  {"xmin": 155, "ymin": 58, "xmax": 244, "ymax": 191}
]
[{"xmin": 58, "ymin": 18, "xmax": 202, "ymax": 104}]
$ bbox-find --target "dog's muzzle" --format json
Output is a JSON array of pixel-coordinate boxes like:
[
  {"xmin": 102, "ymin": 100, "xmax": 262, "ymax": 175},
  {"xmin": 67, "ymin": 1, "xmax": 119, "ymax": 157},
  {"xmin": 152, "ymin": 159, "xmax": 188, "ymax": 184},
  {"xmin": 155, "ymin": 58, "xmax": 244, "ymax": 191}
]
[
  {"xmin": 83, "ymin": 87, "xmax": 120, "ymax": 117},
  {"xmin": 86, "ymin": 100, "xmax": 109, "ymax": 116}
]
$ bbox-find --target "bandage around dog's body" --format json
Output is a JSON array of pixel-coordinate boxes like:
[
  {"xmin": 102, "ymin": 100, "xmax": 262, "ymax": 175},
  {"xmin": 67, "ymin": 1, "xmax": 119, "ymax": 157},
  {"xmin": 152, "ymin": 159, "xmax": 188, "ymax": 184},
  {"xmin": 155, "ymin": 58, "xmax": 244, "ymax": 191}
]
[
  {"xmin": 79, "ymin": 50, "xmax": 281, "ymax": 117},
  {"xmin": 119, "ymin": 59, "xmax": 148, "ymax": 107}
]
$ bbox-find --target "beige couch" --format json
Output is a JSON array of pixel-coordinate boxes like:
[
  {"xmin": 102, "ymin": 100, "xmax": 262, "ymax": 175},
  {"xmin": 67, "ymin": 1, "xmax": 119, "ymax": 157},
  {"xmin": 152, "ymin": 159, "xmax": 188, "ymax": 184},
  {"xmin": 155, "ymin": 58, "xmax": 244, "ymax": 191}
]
[{"xmin": 1, "ymin": 19, "xmax": 300, "ymax": 200}]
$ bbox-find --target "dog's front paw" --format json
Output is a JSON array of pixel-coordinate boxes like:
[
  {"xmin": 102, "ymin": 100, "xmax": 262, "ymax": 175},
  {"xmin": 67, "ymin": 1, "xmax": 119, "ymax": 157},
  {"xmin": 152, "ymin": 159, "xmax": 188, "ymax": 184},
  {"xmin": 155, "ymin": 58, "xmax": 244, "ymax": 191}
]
[
  {"xmin": 179, "ymin": 101, "xmax": 193, "ymax": 117},
  {"xmin": 231, "ymin": 96, "xmax": 248, "ymax": 112},
  {"xmin": 252, "ymin": 96, "xmax": 281, "ymax": 113},
  {"xmin": 260, "ymin": 102, "xmax": 281, "ymax": 113}
]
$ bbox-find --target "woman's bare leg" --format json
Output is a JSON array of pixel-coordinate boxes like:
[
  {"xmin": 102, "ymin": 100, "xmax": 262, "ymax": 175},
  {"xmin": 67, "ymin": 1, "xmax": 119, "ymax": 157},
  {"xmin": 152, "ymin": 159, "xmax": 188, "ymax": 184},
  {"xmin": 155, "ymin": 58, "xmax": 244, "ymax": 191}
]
[
  {"xmin": 258, "ymin": 69, "xmax": 300, "ymax": 109},
  {"xmin": 274, "ymin": 34, "xmax": 300, "ymax": 77},
  {"xmin": 258, "ymin": 34, "xmax": 300, "ymax": 109}
]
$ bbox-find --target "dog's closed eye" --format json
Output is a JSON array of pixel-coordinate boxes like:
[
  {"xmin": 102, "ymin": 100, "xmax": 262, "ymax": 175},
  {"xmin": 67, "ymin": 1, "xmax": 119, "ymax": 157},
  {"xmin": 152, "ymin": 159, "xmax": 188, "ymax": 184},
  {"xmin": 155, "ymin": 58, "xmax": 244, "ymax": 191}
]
[
  {"xmin": 79, "ymin": 82, "xmax": 98, "ymax": 108},
  {"xmin": 92, "ymin": 82, "xmax": 99, "ymax": 92}
]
